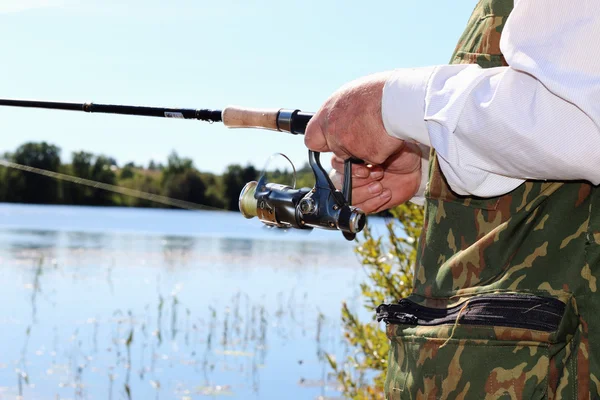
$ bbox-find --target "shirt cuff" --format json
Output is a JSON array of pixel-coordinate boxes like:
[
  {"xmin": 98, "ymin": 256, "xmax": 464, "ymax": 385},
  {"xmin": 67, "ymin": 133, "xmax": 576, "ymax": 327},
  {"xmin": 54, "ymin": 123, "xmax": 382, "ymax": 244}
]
[
  {"xmin": 407, "ymin": 143, "xmax": 430, "ymax": 206},
  {"xmin": 381, "ymin": 66, "xmax": 437, "ymax": 147}
]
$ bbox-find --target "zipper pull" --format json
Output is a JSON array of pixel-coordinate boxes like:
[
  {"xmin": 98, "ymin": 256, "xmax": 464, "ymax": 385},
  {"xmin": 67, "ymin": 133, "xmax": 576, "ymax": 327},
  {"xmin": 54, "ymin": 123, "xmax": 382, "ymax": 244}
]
[{"xmin": 393, "ymin": 312, "xmax": 418, "ymax": 325}]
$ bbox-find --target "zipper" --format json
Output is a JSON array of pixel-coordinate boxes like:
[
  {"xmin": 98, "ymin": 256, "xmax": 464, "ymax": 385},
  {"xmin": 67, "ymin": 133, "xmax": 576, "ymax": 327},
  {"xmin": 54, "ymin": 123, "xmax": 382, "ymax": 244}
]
[{"xmin": 376, "ymin": 294, "xmax": 565, "ymax": 332}]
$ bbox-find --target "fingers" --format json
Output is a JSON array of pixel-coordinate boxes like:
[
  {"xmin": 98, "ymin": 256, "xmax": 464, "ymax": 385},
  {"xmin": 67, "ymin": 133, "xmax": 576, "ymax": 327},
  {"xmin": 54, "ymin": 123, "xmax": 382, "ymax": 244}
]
[
  {"xmin": 354, "ymin": 188, "xmax": 393, "ymax": 213},
  {"xmin": 329, "ymin": 169, "xmax": 387, "ymax": 206},
  {"xmin": 330, "ymin": 156, "xmax": 384, "ymax": 187},
  {"xmin": 329, "ymin": 154, "xmax": 387, "ymax": 206},
  {"xmin": 329, "ymin": 163, "xmax": 421, "ymax": 213},
  {"xmin": 328, "ymin": 168, "xmax": 383, "ymax": 196},
  {"xmin": 356, "ymin": 169, "xmax": 422, "ymax": 213},
  {"xmin": 352, "ymin": 181, "xmax": 393, "ymax": 205}
]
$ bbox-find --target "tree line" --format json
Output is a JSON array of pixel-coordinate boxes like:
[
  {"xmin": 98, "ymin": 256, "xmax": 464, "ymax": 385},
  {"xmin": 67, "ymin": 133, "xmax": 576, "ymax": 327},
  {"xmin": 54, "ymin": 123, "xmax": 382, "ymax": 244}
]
[{"xmin": 0, "ymin": 142, "xmax": 315, "ymax": 211}]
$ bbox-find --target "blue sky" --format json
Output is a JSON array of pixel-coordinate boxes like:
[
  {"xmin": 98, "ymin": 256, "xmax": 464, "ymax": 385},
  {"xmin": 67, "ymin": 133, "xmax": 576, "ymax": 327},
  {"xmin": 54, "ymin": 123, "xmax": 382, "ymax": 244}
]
[{"xmin": 0, "ymin": 0, "xmax": 476, "ymax": 174}]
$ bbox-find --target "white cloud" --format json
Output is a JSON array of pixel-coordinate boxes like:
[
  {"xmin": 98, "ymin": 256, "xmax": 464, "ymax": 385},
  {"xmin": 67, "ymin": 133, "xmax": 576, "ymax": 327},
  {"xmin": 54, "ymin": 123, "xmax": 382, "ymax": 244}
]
[{"xmin": 0, "ymin": 0, "xmax": 66, "ymax": 14}]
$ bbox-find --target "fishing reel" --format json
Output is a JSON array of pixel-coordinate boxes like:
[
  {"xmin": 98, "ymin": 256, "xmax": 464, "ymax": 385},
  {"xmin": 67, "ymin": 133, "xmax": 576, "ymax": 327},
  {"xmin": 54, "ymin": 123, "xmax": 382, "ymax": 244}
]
[{"xmin": 238, "ymin": 150, "xmax": 366, "ymax": 241}]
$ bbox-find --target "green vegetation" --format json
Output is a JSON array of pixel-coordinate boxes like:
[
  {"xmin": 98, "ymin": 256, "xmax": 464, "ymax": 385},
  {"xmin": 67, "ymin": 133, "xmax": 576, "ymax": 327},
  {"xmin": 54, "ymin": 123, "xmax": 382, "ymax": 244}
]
[
  {"xmin": 0, "ymin": 141, "xmax": 314, "ymax": 210},
  {"xmin": 330, "ymin": 203, "xmax": 424, "ymax": 398}
]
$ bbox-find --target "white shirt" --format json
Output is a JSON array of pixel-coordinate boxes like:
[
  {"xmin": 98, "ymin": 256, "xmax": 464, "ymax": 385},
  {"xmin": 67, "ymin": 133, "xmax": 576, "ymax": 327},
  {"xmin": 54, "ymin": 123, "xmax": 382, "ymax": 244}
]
[{"xmin": 381, "ymin": 0, "xmax": 600, "ymax": 205}]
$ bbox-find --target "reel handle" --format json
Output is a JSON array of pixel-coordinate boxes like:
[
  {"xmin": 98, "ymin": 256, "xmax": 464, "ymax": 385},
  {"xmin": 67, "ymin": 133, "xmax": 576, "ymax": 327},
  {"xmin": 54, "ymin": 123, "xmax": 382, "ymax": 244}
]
[
  {"xmin": 342, "ymin": 157, "xmax": 364, "ymax": 206},
  {"xmin": 340, "ymin": 157, "xmax": 364, "ymax": 241}
]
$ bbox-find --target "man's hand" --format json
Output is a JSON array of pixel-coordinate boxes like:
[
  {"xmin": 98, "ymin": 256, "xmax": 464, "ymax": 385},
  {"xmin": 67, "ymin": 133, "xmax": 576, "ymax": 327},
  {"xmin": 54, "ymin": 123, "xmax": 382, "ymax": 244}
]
[
  {"xmin": 328, "ymin": 144, "xmax": 423, "ymax": 213},
  {"xmin": 304, "ymin": 72, "xmax": 423, "ymax": 213}
]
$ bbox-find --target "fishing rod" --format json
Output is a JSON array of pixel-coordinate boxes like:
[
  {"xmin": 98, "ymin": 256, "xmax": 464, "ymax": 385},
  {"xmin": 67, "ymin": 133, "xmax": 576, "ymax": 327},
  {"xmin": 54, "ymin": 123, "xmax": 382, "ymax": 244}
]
[
  {"xmin": 0, "ymin": 99, "xmax": 313, "ymax": 132},
  {"xmin": 0, "ymin": 98, "xmax": 367, "ymax": 241}
]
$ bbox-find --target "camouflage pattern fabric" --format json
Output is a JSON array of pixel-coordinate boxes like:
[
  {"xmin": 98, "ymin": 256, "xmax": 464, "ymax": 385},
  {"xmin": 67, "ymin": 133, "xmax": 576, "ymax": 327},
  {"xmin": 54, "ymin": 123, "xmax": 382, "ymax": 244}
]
[{"xmin": 380, "ymin": 0, "xmax": 599, "ymax": 398}]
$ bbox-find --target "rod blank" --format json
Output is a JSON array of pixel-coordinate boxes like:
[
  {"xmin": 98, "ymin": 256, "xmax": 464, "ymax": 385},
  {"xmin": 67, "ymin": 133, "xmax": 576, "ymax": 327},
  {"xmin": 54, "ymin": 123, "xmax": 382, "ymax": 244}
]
[{"xmin": 0, "ymin": 99, "xmax": 223, "ymax": 122}]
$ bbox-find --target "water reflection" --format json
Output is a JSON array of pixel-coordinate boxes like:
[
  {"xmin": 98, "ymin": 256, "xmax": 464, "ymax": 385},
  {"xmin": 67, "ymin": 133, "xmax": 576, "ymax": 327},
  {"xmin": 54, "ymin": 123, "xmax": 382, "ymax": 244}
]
[
  {"xmin": 218, "ymin": 237, "xmax": 255, "ymax": 257},
  {"xmin": 1, "ymin": 229, "xmax": 59, "ymax": 263},
  {"xmin": 0, "ymin": 221, "xmax": 359, "ymax": 399},
  {"xmin": 161, "ymin": 236, "xmax": 197, "ymax": 252},
  {"xmin": 66, "ymin": 231, "xmax": 111, "ymax": 250}
]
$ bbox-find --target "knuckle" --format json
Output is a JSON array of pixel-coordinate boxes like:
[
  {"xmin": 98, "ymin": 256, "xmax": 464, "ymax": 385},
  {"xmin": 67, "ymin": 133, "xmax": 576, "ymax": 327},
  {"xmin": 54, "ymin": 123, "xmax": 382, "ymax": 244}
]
[
  {"xmin": 330, "ymin": 155, "xmax": 341, "ymax": 167},
  {"xmin": 369, "ymin": 153, "xmax": 389, "ymax": 166},
  {"xmin": 303, "ymin": 132, "xmax": 315, "ymax": 148}
]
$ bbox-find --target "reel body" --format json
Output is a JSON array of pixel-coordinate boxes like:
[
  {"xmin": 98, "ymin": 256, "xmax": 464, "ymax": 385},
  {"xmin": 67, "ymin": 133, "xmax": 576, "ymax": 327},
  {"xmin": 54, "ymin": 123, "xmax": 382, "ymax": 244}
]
[{"xmin": 239, "ymin": 150, "xmax": 366, "ymax": 241}]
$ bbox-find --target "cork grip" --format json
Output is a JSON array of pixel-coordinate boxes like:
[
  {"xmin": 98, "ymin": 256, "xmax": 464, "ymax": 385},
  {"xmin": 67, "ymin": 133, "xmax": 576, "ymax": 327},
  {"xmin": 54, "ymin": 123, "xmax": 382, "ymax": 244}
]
[{"xmin": 222, "ymin": 106, "xmax": 280, "ymax": 131}]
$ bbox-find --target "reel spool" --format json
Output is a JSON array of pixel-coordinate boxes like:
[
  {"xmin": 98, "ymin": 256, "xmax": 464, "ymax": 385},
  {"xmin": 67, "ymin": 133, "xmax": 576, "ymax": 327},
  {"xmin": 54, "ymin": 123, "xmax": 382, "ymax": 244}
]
[{"xmin": 239, "ymin": 150, "xmax": 366, "ymax": 241}]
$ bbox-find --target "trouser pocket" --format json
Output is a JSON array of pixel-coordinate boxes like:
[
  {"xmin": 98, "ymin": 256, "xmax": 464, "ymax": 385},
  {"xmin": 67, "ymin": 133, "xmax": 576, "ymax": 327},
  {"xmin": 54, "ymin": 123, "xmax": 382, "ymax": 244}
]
[{"xmin": 377, "ymin": 292, "xmax": 579, "ymax": 400}]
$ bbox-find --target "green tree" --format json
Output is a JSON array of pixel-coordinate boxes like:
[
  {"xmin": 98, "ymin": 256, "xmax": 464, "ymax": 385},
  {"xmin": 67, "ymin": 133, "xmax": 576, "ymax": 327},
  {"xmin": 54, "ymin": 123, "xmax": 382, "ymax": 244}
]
[
  {"xmin": 162, "ymin": 151, "xmax": 193, "ymax": 183},
  {"xmin": 0, "ymin": 151, "xmax": 13, "ymax": 202},
  {"xmin": 158, "ymin": 151, "xmax": 212, "ymax": 207},
  {"xmin": 65, "ymin": 150, "xmax": 94, "ymax": 204},
  {"xmin": 120, "ymin": 162, "xmax": 136, "ymax": 180},
  {"xmin": 5, "ymin": 142, "xmax": 62, "ymax": 204},
  {"xmin": 328, "ymin": 203, "xmax": 424, "ymax": 399},
  {"xmin": 223, "ymin": 164, "xmax": 258, "ymax": 211},
  {"xmin": 199, "ymin": 173, "xmax": 226, "ymax": 209},
  {"xmin": 163, "ymin": 169, "xmax": 207, "ymax": 206},
  {"xmin": 242, "ymin": 165, "xmax": 258, "ymax": 185},
  {"xmin": 89, "ymin": 155, "xmax": 117, "ymax": 205},
  {"xmin": 71, "ymin": 151, "xmax": 93, "ymax": 178},
  {"xmin": 119, "ymin": 173, "xmax": 163, "ymax": 208},
  {"xmin": 295, "ymin": 162, "xmax": 316, "ymax": 189}
]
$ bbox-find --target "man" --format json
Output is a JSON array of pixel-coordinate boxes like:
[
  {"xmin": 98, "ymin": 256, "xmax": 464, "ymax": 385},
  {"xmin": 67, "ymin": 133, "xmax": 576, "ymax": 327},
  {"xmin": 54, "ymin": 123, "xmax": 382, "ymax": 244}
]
[{"xmin": 305, "ymin": 0, "xmax": 600, "ymax": 398}]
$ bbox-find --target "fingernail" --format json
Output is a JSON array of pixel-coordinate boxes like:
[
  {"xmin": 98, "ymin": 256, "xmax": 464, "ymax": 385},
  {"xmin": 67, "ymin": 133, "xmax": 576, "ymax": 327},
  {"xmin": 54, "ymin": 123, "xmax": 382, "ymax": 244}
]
[
  {"xmin": 368, "ymin": 182, "xmax": 383, "ymax": 194},
  {"xmin": 370, "ymin": 169, "xmax": 384, "ymax": 179},
  {"xmin": 380, "ymin": 189, "xmax": 391, "ymax": 198},
  {"xmin": 356, "ymin": 168, "xmax": 369, "ymax": 178}
]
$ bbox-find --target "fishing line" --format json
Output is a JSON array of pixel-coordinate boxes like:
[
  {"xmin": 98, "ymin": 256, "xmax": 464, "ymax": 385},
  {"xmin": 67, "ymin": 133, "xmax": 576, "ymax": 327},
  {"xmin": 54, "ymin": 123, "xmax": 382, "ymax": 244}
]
[{"xmin": 0, "ymin": 159, "xmax": 225, "ymax": 212}]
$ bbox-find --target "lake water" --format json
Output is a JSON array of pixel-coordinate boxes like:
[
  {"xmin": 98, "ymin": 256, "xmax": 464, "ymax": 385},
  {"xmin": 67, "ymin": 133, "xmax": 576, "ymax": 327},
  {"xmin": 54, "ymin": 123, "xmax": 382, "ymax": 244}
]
[{"xmin": 0, "ymin": 204, "xmax": 391, "ymax": 400}]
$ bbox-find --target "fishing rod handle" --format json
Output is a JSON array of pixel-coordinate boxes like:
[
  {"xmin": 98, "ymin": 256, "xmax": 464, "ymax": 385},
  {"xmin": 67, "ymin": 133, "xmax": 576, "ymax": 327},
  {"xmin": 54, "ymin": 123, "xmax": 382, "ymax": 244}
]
[{"xmin": 222, "ymin": 106, "xmax": 314, "ymax": 135}]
